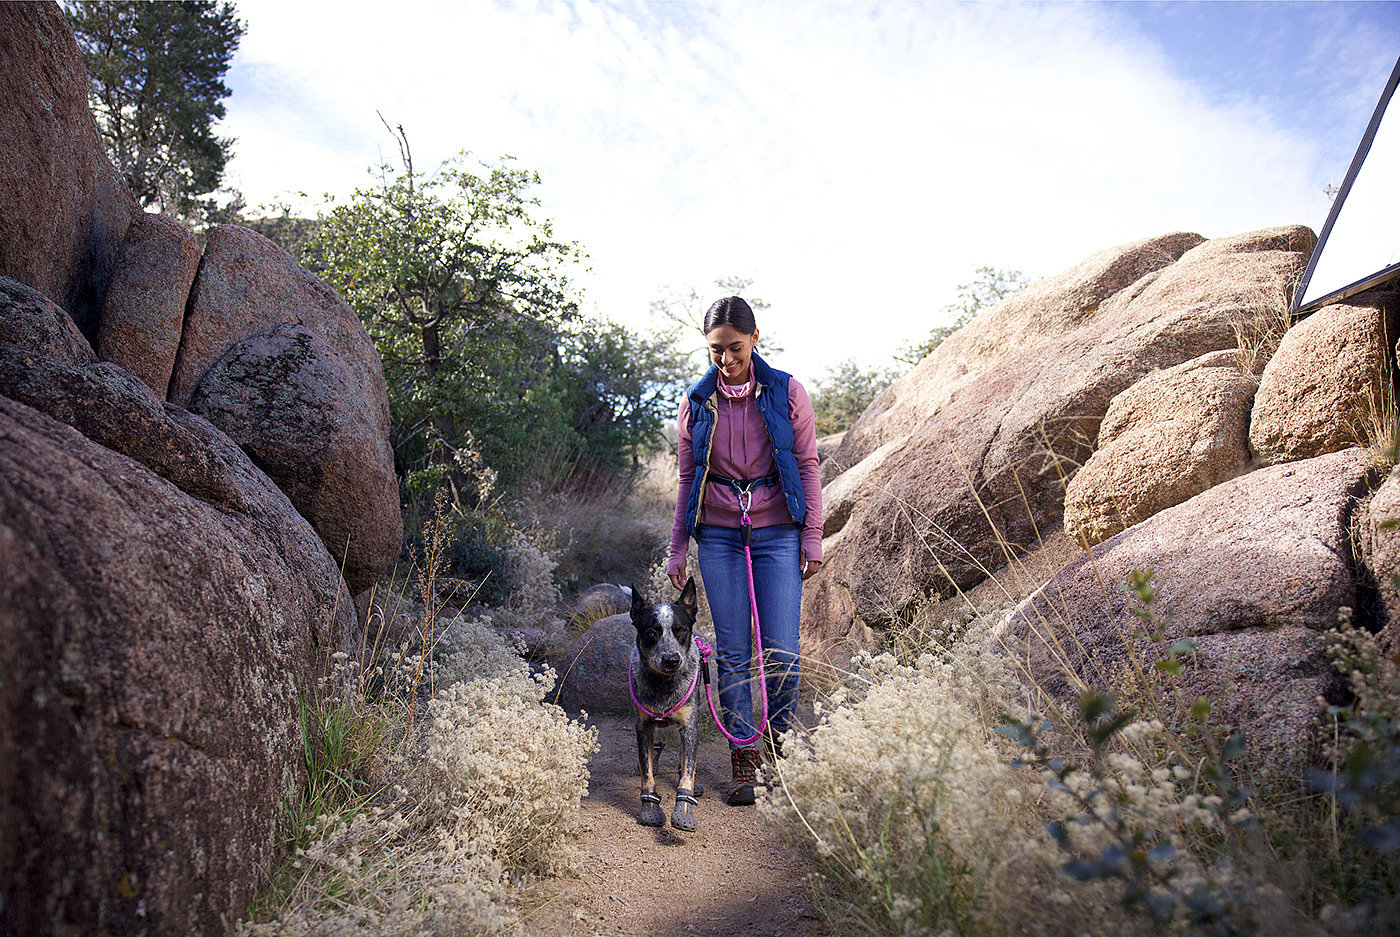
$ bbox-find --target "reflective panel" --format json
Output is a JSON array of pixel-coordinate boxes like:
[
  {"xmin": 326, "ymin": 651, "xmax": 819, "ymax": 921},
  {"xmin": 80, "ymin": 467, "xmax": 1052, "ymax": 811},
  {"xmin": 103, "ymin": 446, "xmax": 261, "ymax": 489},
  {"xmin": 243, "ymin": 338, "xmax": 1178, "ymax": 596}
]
[{"xmin": 1294, "ymin": 56, "xmax": 1400, "ymax": 316}]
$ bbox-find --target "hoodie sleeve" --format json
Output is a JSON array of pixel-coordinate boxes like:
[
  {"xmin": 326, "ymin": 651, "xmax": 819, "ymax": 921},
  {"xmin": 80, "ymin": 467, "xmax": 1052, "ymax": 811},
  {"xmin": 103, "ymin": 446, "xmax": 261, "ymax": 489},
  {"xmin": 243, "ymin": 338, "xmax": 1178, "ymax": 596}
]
[
  {"xmin": 786, "ymin": 378, "xmax": 824, "ymax": 563},
  {"xmin": 667, "ymin": 397, "xmax": 695, "ymax": 577}
]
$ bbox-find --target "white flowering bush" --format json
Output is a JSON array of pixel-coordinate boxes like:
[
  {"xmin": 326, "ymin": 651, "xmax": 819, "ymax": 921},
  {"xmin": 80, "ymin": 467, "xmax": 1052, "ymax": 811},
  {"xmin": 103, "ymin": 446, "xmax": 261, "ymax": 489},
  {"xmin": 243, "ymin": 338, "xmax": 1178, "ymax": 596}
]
[
  {"xmin": 759, "ymin": 645, "xmax": 1060, "ymax": 936},
  {"xmin": 763, "ymin": 588, "xmax": 1395, "ymax": 936},
  {"xmin": 414, "ymin": 664, "xmax": 596, "ymax": 877},
  {"xmin": 243, "ymin": 613, "xmax": 596, "ymax": 934}
]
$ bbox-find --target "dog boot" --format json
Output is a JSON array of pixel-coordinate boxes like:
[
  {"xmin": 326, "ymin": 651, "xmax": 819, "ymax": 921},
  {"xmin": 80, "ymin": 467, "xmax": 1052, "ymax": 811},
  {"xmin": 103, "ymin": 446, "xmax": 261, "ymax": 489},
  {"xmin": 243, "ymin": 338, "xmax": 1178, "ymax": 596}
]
[
  {"xmin": 671, "ymin": 788, "xmax": 698, "ymax": 831},
  {"xmin": 725, "ymin": 748, "xmax": 760, "ymax": 806},
  {"xmin": 639, "ymin": 791, "xmax": 665, "ymax": 827}
]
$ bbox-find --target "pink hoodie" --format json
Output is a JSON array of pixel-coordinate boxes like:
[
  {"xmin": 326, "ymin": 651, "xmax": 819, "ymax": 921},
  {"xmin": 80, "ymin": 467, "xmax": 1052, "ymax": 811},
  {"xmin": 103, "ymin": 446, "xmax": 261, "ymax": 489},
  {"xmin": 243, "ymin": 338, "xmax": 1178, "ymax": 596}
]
[{"xmin": 666, "ymin": 376, "xmax": 824, "ymax": 576}]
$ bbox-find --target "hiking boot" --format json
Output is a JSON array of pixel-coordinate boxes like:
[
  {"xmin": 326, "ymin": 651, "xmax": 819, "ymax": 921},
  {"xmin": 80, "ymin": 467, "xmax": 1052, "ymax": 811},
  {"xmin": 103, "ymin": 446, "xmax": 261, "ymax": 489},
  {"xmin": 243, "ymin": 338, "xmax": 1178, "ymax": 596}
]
[{"xmin": 726, "ymin": 748, "xmax": 760, "ymax": 806}]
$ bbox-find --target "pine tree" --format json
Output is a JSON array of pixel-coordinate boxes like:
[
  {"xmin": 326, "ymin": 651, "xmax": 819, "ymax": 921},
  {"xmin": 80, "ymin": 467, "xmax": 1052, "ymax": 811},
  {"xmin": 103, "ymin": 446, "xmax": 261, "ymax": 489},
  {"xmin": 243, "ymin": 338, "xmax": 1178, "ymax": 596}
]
[{"xmin": 66, "ymin": 1, "xmax": 244, "ymax": 220}]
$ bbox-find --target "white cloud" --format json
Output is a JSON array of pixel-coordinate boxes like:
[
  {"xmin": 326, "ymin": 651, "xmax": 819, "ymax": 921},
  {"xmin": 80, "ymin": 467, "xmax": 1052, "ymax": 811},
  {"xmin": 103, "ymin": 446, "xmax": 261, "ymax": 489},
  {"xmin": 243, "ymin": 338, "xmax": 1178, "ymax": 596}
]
[{"xmin": 218, "ymin": 0, "xmax": 1388, "ymax": 380}]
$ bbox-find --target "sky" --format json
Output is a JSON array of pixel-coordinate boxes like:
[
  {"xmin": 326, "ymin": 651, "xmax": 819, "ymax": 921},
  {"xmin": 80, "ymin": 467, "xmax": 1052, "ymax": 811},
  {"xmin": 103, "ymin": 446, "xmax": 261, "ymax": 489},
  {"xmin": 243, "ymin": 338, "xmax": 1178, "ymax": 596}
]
[{"xmin": 219, "ymin": 0, "xmax": 1400, "ymax": 381}]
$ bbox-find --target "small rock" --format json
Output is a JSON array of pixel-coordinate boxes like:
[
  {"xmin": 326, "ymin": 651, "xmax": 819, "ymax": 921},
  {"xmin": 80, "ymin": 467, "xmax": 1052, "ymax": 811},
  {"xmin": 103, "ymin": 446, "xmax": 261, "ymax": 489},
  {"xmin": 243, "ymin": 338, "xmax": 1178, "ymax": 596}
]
[{"xmin": 558, "ymin": 613, "xmax": 636, "ymax": 715}]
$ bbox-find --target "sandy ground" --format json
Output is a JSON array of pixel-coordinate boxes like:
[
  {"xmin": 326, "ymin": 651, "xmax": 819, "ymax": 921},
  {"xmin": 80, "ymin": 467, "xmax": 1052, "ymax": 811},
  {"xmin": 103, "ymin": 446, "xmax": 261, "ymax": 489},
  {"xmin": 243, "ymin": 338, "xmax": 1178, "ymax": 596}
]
[{"xmin": 522, "ymin": 713, "xmax": 829, "ymax": 937}]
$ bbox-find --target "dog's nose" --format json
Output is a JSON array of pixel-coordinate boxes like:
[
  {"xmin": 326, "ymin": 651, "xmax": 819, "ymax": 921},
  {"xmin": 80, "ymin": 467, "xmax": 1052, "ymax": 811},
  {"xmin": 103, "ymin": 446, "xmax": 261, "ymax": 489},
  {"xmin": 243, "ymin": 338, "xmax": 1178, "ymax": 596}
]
[{"xmin": 662, "ymin": 653, "xmax": 681, "ymax": 670}]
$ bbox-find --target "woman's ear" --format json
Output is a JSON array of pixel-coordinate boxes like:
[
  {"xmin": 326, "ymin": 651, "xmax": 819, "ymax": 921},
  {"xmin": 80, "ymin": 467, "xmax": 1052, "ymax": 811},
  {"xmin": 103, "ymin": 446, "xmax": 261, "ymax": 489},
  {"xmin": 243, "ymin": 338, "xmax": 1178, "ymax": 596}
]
[{"xmin": 750, "ymin": 327, "xmax": 760, "ymax": 347}]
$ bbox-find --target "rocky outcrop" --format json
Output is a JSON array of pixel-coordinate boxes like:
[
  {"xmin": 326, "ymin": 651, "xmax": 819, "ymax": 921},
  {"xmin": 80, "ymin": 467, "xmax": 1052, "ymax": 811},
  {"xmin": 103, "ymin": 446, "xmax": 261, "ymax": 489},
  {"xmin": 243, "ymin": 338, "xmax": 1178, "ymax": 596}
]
[
  {"xmin": 1063, "ymin": 351, "xmax": 1256, "ymax": 546},
  {"xmin": 0, "ymin": 3, "xmax": 137, "ymax": 337},
  {"xmin": 169, "ymin": 224, "xmax": 388, "ymax": 411},
  {"xmin": 164, "ymin": 225, "xmax": 401, "ymax": 592},
  {"xmin": 187, "ymin": 322, "xmax": 401, "ymax": 594},
  {"xmin": 0, "ymin": 274, "xmax": 97, "ymax": 366},
  {"xmin": 0, "ymin": 347, "xmax": 355, "ymax": 936},
  {"xmin": 1001, "ymin": 448, "xmax": 1375, "ymax": 768},
  {"xmin": 1249, "ymin": 296, "xmax": 1398, "ymax": 464},
  {"xmin": 95, "ymin": 213, "xmax": 202, "ymax": 397},
  {"xmin": 833, "ymin": 231, "xmax": 1207, "ymax": 471},
  {"xmin": 0, "ymin": 7, "xmax": 408, "ymax": 933},
  {"xmin": 557, "ymin": 613, "xmax": 636, "ymax": 715},
  {"xmin": 808, "ymin": 226, "xmax": 1315, "ymax": 643}
]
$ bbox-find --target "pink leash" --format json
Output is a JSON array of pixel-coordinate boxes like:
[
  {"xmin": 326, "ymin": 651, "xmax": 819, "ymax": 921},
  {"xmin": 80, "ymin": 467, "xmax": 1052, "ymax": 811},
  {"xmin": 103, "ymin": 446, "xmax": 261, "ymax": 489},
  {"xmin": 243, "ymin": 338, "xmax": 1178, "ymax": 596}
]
[{"xmin": 695, "ymin": 488, "xmax": 770, "ymax": 747}]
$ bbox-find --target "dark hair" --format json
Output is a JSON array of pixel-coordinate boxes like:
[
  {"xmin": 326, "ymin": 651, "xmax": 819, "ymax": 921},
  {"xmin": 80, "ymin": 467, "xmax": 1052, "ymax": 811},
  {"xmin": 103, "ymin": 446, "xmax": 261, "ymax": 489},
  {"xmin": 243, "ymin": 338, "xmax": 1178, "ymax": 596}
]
[{"xmin": 703, "ymin": 296, "xmax": 757, "ymax": 335}]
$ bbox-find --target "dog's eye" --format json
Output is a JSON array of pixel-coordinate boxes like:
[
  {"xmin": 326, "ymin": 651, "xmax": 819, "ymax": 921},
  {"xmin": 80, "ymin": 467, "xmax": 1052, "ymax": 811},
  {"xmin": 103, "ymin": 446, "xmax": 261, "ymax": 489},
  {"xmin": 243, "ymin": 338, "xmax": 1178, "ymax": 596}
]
[{"xmin": 644, "ymin": 629, "xmax": 660, "ymax": 641}]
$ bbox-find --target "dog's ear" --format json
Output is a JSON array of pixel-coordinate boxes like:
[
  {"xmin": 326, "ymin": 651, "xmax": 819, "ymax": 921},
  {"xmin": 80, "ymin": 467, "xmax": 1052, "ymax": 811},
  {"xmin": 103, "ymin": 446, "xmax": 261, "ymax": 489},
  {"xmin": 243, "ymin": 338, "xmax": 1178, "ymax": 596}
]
[
  {"xmin": 629, "ymin": 584, "xmax": 645, "ymax": 619},
  {"xmin": 679, "ymin": 576, "xmax": 697, "ymax": 618}
]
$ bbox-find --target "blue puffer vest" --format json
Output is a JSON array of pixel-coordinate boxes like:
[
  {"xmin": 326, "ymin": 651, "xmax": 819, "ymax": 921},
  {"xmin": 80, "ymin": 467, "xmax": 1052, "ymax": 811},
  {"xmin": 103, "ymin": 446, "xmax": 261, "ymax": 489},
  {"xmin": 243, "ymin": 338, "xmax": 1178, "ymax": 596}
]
[{"xmin": 683, "ymin": 351, "xmax": 807, "ymax": 539}]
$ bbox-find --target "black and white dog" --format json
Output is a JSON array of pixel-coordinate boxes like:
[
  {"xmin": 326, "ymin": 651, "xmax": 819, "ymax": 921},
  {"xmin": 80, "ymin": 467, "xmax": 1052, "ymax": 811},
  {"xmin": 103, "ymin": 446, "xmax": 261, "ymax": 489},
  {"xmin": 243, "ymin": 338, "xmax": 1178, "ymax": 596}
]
[{"xmin": 630, "ymin": 577, "xmax": 702, "ymax": 832}]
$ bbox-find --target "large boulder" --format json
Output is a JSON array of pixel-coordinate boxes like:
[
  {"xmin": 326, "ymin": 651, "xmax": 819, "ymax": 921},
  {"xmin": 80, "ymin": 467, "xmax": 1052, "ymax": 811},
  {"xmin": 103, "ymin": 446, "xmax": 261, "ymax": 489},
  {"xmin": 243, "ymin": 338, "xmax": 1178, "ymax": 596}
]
[
  {"xmin": 833, "ymin": 231, "xmax": 1207, "ymax": 472},
  {"xmin": 0, "ymin": 274, "xmax": 96, "ymax": 366},
  {"xmin": 0, "ymin": 346, "xmax": 356, "ymax": 937},
  {"xmin": 1063, "ymin": 350, "xmax": 1256, "ymax": 546},
  {"xmin": 557, "ymin": 613, "xmax": 636, "ymax": 715},
  {"xmin": 187, "ymin": 322, "xmax": 401, "ymax": 594},
  {"xmin": 169, "ymin": 225, "xmax": 400, "ymax": 593},
  {"xmin": 0, "ymin": 3, "xmax": 137, "ymax": 338},
  {"xmin": 808, "ymin": 226, "xmax": 1315, "ymax": 645},
  {"xmin": 1249, "ymin": 296, "xmax": 1399, "ymax": 465},
  {"xmin": 95, "ymin": 212, "xmax": 202, "ymax": 397},
  {"xmin": 1002, "ymin": 448, "xmax": 1376, "ymax": 768},
  {"xmin": 168, "ymin": 224, "xmax": 388, "ymax": 410}
]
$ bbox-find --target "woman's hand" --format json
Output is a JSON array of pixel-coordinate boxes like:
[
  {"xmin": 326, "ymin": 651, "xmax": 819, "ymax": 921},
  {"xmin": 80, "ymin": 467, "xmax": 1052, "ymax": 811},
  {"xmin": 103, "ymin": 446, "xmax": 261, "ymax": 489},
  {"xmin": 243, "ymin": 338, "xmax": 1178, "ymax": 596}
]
[
  {"xmin": 669, "ymin": 573, "xmax": 687, "ymax": 592},
  {"xmin": 801, "ymin": 557, "xmax": 822, "ymax": 580}
]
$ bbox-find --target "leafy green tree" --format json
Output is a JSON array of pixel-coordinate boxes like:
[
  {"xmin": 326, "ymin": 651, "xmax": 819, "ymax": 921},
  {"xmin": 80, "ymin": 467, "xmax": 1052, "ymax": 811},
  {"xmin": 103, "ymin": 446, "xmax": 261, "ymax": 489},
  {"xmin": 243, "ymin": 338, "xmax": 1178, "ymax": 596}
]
[
  {"xmin": 895, "ymin": 266, "xmax": 1030, "ymax": 366},
  {"xmin": 809, "ymin": 358, "xmax": 899, "ymax": 436},
  {"xmin": 304, "ymin": 130, "xmax": 583, "ymax": 502},
  {"xmin": 554, "ymin": 319, "xmax": 690, "ymax": 472},
  {"xmin": 67, "ymin": 1, "xmax": 244, "ymax": 220}
]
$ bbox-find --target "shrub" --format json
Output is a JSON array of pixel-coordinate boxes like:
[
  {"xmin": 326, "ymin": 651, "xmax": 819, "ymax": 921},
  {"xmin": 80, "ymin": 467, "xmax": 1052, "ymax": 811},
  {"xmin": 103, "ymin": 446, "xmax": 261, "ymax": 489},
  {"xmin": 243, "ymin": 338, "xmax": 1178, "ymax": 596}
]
[
  {"xmin": 242, "ymin": 612, "xmax": 596, "ymax": 934},
  {"xmin": 767, "ymin": 578, "xmax": 1400, "ymax": 936}
]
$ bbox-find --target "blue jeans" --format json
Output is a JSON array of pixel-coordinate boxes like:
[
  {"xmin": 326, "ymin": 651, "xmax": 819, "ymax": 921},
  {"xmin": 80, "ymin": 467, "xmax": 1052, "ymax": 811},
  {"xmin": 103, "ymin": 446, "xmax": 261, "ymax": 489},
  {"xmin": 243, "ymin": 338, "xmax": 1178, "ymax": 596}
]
[{"xmin": 696, "ymin": 523, "xmax": 802, "ymax": 749}]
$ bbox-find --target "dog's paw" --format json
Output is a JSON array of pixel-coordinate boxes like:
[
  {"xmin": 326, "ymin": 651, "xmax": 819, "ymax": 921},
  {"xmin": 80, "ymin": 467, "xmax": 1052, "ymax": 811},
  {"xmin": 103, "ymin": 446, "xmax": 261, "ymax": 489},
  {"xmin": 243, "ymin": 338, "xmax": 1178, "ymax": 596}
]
[
  {"xmin": 671, "ymin": 789, "xmax": 698, "ymax": 832},
  {"xmin": 639, "ymin": 792, "xmax": 665, "ymax": 827}
]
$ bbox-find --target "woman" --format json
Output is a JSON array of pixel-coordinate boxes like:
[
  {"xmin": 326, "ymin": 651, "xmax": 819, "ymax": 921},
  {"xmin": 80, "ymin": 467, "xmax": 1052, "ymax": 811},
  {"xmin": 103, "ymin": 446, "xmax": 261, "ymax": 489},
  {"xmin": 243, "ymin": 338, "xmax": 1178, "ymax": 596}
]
[{"xmin": 667, "ymin": 296, "xmax": 823, "ymax": 807}]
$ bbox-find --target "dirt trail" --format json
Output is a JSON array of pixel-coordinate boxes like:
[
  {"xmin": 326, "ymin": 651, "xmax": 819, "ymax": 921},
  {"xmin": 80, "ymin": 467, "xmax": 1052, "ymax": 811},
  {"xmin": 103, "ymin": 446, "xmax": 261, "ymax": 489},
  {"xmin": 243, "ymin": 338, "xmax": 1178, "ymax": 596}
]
[{"xmin": 524, "ymin": 713, "xmax": 828, "ymax": 937}]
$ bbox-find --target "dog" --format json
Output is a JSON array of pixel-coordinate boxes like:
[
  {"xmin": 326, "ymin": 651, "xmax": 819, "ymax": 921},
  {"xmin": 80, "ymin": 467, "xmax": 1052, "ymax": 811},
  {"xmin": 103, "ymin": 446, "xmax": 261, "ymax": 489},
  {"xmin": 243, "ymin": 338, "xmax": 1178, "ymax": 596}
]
[{"xmin": 629, "ymin": 577, "xmax": 702, "ymax": 831}]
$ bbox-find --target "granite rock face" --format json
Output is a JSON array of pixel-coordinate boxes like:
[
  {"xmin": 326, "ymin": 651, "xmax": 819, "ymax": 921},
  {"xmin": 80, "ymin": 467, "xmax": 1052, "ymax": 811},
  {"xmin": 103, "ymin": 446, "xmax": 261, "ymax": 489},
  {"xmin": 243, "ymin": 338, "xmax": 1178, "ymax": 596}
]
[
  {"xmin": 0, "ymin": 347, "xmax": 355, "ymax": 937},
  {"xmin": 95, "ymin": 212, "xmax": 202, "ymax": 397},
  {"xmin": 187, "ymin": 322, "xmax": 401, "ymax": 594},
  {"xmin": 557, "ymin": 613, "xmax": 637, "ymax": 715},
  {"xmin": 1250, "ymin": 297, "xmax": 1399, "ymax": 465},
  {"xmin": 1002, "ymin": 448, "xmax": 1376, "ymax": 768},
  {"xmin": 808, "ymin": 226, "xmax": 1314, "ymax": 644},
  {"xmin": 1361, "ymin": 465, "xmax": 1400, "ymax": 656},
  {"xmin": 1063, "ymin": 350, "xmax": 1256, "ymax": 546},
  {"xmin": 0, "ymin": 3, "xmax": 137, "ymax": 337},
  {"xmin": 0, "ymin": 274, "xmax": 97, "ymax": 366}
]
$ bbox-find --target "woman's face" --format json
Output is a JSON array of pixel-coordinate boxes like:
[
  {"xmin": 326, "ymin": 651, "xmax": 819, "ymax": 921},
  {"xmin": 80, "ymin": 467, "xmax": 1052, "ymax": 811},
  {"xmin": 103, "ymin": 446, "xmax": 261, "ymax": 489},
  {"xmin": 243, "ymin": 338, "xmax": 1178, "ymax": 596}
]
[{"xmin": 705, "ymin": 323, "xmax": 760, "ymax": 384}]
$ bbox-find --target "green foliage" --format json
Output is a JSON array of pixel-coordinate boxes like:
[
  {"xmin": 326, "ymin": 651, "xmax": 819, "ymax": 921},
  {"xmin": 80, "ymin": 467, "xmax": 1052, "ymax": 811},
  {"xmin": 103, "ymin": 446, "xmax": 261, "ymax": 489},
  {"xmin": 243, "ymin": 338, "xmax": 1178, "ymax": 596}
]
[
  {"xmin": 1000, "ymin": 690, "xmax": 1256, "ymax": 936},
  {"xmin": 809, "ymin": 357, "xmax": 899, "ymax": 436},
  {"xmin": 304, "ymin": 129, "xmax": 686, "ymax": 502},
  {"xmin": 66, "ymin": 0, "xmax": 244, "ymax": 221},
  {"xmin": 895, "ymin": 265, "xmax": 1030, "ymax": 366}
]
